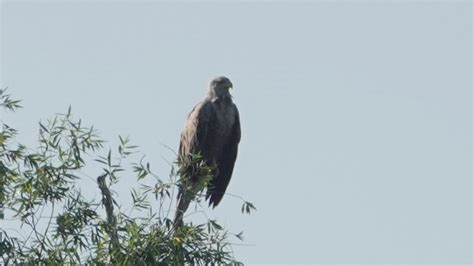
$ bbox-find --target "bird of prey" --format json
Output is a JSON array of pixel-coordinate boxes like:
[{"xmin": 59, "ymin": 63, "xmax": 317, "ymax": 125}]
[{"xmin": 174, "ymin": 76, "xmax": 241, "ymax": 227}]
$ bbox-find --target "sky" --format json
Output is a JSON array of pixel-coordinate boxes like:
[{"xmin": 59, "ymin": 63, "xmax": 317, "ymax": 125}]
[{"xmin": 1, "ymin": 1, "xmax": 472, "ymax": 264}]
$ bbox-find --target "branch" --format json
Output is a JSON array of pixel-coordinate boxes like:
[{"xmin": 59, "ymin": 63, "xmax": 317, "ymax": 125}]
[{"xmin": 97, "ymin": 174, "xmax": 119, "ymax": 263}]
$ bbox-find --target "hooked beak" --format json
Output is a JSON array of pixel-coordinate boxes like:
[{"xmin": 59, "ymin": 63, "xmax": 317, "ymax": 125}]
[{"xmin": 228, "ymin": 83, "xmax": 234, "ymax": 97}]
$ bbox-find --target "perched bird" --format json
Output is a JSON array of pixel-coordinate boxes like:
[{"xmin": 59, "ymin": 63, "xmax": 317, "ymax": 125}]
[{"xmin": 174, "ymin": 76, "xmax": 241, "ymax": 227}]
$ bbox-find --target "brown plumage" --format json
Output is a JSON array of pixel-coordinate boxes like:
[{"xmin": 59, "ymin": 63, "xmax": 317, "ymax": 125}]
[{"xmin": 174, "ymin": 76, "xmax": 241, "ymax": 227}]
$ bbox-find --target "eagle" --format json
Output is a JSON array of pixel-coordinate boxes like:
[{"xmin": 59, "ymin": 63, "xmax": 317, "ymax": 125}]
[{"xmin": 174, "ymin": 76, "xmax": 241, "ymax": 227}]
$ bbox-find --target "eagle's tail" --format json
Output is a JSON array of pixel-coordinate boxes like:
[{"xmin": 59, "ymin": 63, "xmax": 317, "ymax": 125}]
[{"xmin": 173, "ymin": 192, "xmax": 191, "ymax": 228}]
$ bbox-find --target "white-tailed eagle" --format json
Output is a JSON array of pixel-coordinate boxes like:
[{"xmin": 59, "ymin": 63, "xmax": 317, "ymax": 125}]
[{"xmin": 174, "ymin": 76, "xmax": 241, "ymax": 226}]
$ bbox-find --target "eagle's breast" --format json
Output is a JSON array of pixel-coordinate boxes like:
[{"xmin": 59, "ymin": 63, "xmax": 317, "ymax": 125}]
[{"xmin": 208, "ymin": 100, "xmax": 237, "ymax": 158}]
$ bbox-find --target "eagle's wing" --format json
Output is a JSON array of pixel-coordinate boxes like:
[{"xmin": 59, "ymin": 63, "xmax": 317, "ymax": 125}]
[
  {"xmin": 175, "ymin": 101, "xmax": 214, "ymax": 227},
  {"xmin": 206, "ymin": 104, "xmax": 241, "ymax": 207},
  {"xmin": 179, "ymin": 101, "xmax": 213, "ymax": 168}
]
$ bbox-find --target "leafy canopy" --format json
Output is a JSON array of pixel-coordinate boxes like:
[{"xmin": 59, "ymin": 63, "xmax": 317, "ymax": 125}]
[{"xmin": 0, "ymin": 88, "xmax": 255, "ymax": 265}]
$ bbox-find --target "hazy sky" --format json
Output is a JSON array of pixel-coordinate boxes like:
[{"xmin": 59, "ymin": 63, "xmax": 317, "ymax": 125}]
[{"xmin": 1, "ymin": 1, "xmax": 472, "ymax": 264}]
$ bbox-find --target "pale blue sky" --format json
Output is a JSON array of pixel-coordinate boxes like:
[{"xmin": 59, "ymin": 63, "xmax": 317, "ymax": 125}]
[{"xmin": 1, "ymin": 1, "xmax": 472, "ymax": 264}]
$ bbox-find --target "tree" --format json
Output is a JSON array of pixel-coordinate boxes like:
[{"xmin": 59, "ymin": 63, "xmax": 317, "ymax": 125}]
[{"xmin": 0, "ymin": 88, "xmax": 255, "ymax": 264}]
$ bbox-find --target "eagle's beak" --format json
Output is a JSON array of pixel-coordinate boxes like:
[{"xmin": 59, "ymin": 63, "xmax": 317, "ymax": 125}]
[{"xmin": 229, "ymin": 84, "xmax": 234, "ymax": 97}]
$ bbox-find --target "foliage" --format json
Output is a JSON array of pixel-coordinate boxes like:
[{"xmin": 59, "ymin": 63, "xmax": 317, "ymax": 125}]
[{"xmin": 0, "ymin": 88, "xmax": 254, "ymax": 264}]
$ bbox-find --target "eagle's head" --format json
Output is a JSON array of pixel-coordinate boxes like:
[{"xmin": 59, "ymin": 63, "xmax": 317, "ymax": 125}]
[{"xmin": 209, "ymin": 76, "xmax": 233, "ymax": 100}]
